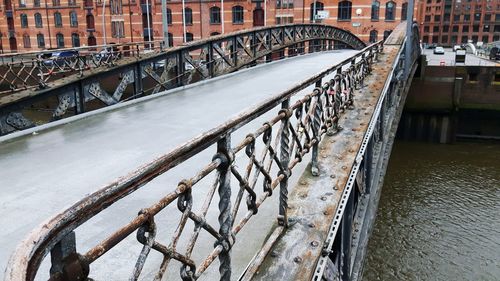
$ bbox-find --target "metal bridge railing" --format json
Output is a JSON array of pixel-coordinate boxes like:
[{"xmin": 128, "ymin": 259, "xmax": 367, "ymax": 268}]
[
  {"xmin": 0, "ymin": 24, "xmax": 365, "ymax": 136},
  {"xmin": 4, "ymin": 40, "xmax": 383, "ymax": 281}
]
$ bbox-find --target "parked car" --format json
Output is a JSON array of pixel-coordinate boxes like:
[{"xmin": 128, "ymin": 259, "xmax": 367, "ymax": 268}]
[
  {"xmin": 489, "ymin": 46, "xmax": 500, "ymax": 60},
  {"xmin": 433, "ymin": 46, "xmax": 445, "ymax": 55},
  {"xmin": 38, "ymin": 50, "xmax": 79, "ymax": 67},
  {"xmin": 453, "ymin": 45, "xmax": 463, "ymax": 52}
]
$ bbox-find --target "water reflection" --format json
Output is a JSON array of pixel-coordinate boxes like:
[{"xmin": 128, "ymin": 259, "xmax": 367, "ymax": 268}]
[{"xmin": 364, "ymin": 141, "xmax": 500, "ymax": 281}]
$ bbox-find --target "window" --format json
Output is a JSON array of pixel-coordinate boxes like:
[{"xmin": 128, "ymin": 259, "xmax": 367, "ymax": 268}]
[
  {"xmin": 70, "ymin": 11, "xmax": 78, "ymax": 27},
  {"xmin": 401, "ymin": 2, "xmax": 408, "ymax": 20},
  {"xmin": 34, "ymin": 0, "xmax": 40, "ymax": 6},
  {"xmin": 484, "ymin": 14, "xmax": 491, "ymax": 21},
  {"xmin": 110, "ymin": 0, "xmax": 123, "ymax": 15},
  {"xmin": 167, "ymin": 32, "xmax": 173, "ymax": 47},
  {"xmin": 338, "ymin": 1, "xmax": 352, "ymax": 20},
  {"xmin": 425, "ymin": 15, "xmax": 431, "ymax": 22},
  {"xmin": 86, "ymin": 14, "xmax": 95, "ymax": 29},
  {"xmin": 462, "ymin": 25, "xmax": 469, "ymax": 32},
  {"xmin": 434, "ymin": 15, "xmax": 440, "ymax": 21},
  {"xmin": 52, "ymin": 0, "xmax": 60, "ymax": 6},
  {"xmin": 383, "ymin": 30, "xmax": 392, "ymax": 40},
  {"xmin": 20, "ymin": 14, "xmax": 28, "ymax": 28},
  {"xmin": 54, "ymin": 12, "xmax": 62, "ymax": 27},
  {"xmin": 167, "ymin": 8, "xmax": 172, "ymax": 25},
  {"xmin": 232, "ymin": 5, "xmax": 244, "ymax": 24},
  {"xmin": 441, "ymin": 35, "xmax": 448, "ymax": 44},
  {"xmin": 483, "ymin": 25, "xmax": 490, "ymax": 32},
  {"xmin": 68, "ymin": 0, "xmax": 76, "ymax": 5},
  {"xmin": 88, "ymin": 35, "xmax": 96, "ymax": 46},
  {"xmin": 443, "ymin": 25, "xmax": 449, "ymax": 32},
  {"xmin": 210, "ymin": 6, "xmax": 221, "ymax": 24},
  {"xmin": 481, "ymin": 35, "xmax": 489, "ymax": 43},
  {"xmin": 464, "ymin": 14, "xmax": 470, "ymax": 21},
  {"xmin": 453, "ymin": 14, "xmax": 460, "ymax": 21},
  {"xmin": 71, "ymin": 33, "xmax": 80, "ymax": 47},
  {"xmin": 19, "ymin": 0, "xmax": 26, "ymax": 7},
  {"xmin": 310, "ymin": 2, "xmax": 324, "ymax": 22},
  {"xmin": 495, "ymin": 14, "xmax": 500, "ymax": 22},
  {"xmin": 371, "ymin": 1, "xmax": 380, "ymax": 20},
  {"xmin": 37, "ymin": 34, "xmax": 45, "ymax": 47},
  {"xmin": 472, "ymin": 25, "xmax": 479, "ymax": 32},
  {"xmin": 184, "ymin": 8, "xmax": 193, "ymax": 25},
  {"xmin": 433, "ymin": 26, "xmax": 439, "ymax": 32},
  {"xmin": 422, "ymin": 35, "xmax": 429, "ymax": 43},
  {"xmin": 369, "ymin": 30, "xmax": 378, "ymax": 43},
  {"xmin": 111, "ymin": 20, "xmax": 125, "ymax": 38},
  {"xmin": 494, "ymin": 25, "xmax": 500, "ymax": 32},
  {"xmin": 474, "ymin": 13, "xmax": 481, "ymax": 21},
  {"xmin": 461, "ymin": 35, "xmax": 468, "ymax": 43},
  {"xmin": 385, "ymin": 1, "xmax": 396, "ymax": 21},
  {"xmin": 23, "ymin": 34, "xmax": 30, "ymax": 48},
  {"xmin": 56, "ymin": 33, "xmax": 64, "ymax": 48},
  {"xmin": 185, "ymin": 32, "xmax": 193, "ymax": 42},
  {"xmin": 34, "ymin": 13, "xmax": 43, "ymax": 27},
  {"xmin": 452, "ymin": 25, "xmax": 458, "ymax": 32},
  {"xmin": 424, "ymin": 26, "xmax": 429, "ymax": 32},
  {"xmin": 451, "ymin": 35, "xmax": 457, "ymax": 44}
]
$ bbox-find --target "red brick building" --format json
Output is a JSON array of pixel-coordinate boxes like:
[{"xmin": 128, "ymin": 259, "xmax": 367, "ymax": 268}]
[
  {"xmin": 0, "ymin": 0, "xmax": 417, "ymax": 53},
  {"xmin": 416, "ymin": 0, "xmax": 500, "ymax": 46}
]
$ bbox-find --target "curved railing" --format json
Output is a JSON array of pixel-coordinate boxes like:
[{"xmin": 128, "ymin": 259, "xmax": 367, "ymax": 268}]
[
  {"xmin": 0, "ymin": 24, "xmax": 365, "ymax": 136},
  {"xmin": 4, "ymin": 39, "xmax": 381, "ymax": 281}
]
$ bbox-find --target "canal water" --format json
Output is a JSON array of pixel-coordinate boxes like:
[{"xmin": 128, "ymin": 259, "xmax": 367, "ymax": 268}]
[{"xmin": 363, "ymin": 140, "xmax": 500, "ymax": 281}]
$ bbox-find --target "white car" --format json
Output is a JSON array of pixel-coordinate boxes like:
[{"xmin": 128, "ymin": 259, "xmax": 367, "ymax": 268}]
[{"xmin": 433, "ymin": 46, "xmax": 445, "ymax": 55}]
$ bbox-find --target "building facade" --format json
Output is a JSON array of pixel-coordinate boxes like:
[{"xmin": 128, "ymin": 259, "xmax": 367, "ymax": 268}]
[
  {"xmin": 417, "ymin": 0, "xmax": 500, "ymax": 46},
  {"xmin": 0, "ymin": 0, "xmax": 416, "ymax": 53}
]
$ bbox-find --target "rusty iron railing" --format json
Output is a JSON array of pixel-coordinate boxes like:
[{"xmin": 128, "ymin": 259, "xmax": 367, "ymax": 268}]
[
  {"xmin": 0, "ymin": 24, "xmax": 365, "ymax": 136},
  {"xmin": 4, "ymin": 40, "xmax": 382, "ymax": 281}
]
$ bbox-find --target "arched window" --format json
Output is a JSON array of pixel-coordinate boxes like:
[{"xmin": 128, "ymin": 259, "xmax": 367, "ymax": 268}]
[
  {"xmin": 184, "ymin": 7, "xmax": 192, "ymax": 25},
  {"xmin": 232, "ymin": 5, "xmax": 244, "ymax": 24},
  {"xmin": 369, "ymin": 30, "xmax": 378, "ymax": 43},
  {"xmin": 86, "ymin": 14, "xmax": 95, "ymax": 29},
  {"xmin": 210, "ymin": 6, "xmax": 221, "ymax": 24},
  {"xmin": 69, "ymin": 11, "xmax": 78, "ymax": 27},
  {"xmin": 310, "ymin": 2, "xmax": 324, "ymax": 22},
  {"xmin": 37, "ymin": 34, "xmax": 45, "ymax": 48},
  {"xmin": 371, "ymin": 1, "xmax": 380, "ymax": 20},
  {"xmin": 88, "ymin": 35, "xmax": 96, "ymax": 46},
  {"xmin": 338, "ymin": 1, "xmax": 352, "ymax": 20},
  {"xmin": 401, "ymin": 2, "xmax": 408, "ymax": 20},
  {"xmin": 54, "ymin": 12, "xmax": 62, "ymax": 27},
  {"xmin": 71, "ymin": 33, "xmax": 80, "ymax": 47},
  {"xmin": 56, "ymin": 33, "xmax": 64, "ymax": 48},
  {"xmin": 383, "ymin": 30, "xmax": 392, "ymax": 40},
  {"xmin": 167, "ymin": 8, "xmax": 172, "ymax": 25},
  {"xmin": 34, "ymin": 13, "xmax": 43, "ymax": 27},
  {"xmin": 23, "ymin": 34, "xmax": 31, "ymax": 48},
  {"xmin": 20, "ymin": 13, "xmax": 28, "ymax": 28},
  {"xmin": 185, "ymin": 32, "xmax": 193, "ymax": 42},
  {"xmin": 385, "ymin": 1, "xmax": 395, "ymax": 21}
]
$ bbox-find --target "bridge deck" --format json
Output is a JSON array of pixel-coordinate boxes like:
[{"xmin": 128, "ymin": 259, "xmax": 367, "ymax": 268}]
[{"xmin": 0, "ymin": 50, "xmax": 358, "ymax": 279}]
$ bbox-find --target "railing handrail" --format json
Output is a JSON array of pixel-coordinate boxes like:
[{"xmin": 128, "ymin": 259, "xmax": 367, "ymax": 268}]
[{"xmin": 4, "ymin": 39, "xmax": 381, "ymax": 280}]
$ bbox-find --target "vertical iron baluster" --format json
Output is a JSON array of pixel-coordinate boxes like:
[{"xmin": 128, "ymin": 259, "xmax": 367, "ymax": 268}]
[
  {"xmin": 340, "ymin": 190, "xmax": 354, "ymax": 281},
  {"xmin": 216, "ymin": 135, "xmax": 233, "ymax": 281},
  {"xmin": 278, "ymin": 99, "xmax": 291, "ymax": 227},
  {"xmin": 311, "ymin": 79, "xmax": 322, "ymax": 176}
]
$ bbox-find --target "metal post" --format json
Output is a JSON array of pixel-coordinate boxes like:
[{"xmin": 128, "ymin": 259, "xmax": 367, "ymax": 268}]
[
  {"xmin": 340, "ymin": 191, "xmax": 354, "ymax": 281},
  {"xmin": 217, "ymin": 135, "xmax": 232, "ymax": 281},
  {"xmin": 146, "ymin": 0, "xmax": 151, "ymax": 48},
  {"xmin": 312, "ymin": 0, "xmax": 317, "ymax": 23},
  {"xmin": 264, "ymin": 0, "xmax": 267, "ymax": 26},
  {"xmin": 161, "ymin": 0, "xmax": 169, "ymax": 48},
  {"xmin": 102, "ymin": 0, "xmax": 107, "ymax": 45},
  {"xmin": 405, "ymin": 0, "xmax": 414, "ymax": 76},
  {"xmin": 182, "ymin": 0, "xmax": 187, "ymax": 42},
  {"xmin": 221, "ymin": 0, "xmax": 225, "ymax": 34}
]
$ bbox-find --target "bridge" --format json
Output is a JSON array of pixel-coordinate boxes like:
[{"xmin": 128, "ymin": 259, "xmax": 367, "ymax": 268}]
[{"xmin": 1, "ymin": 22, "xmax": 420, "ymax": 281}]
